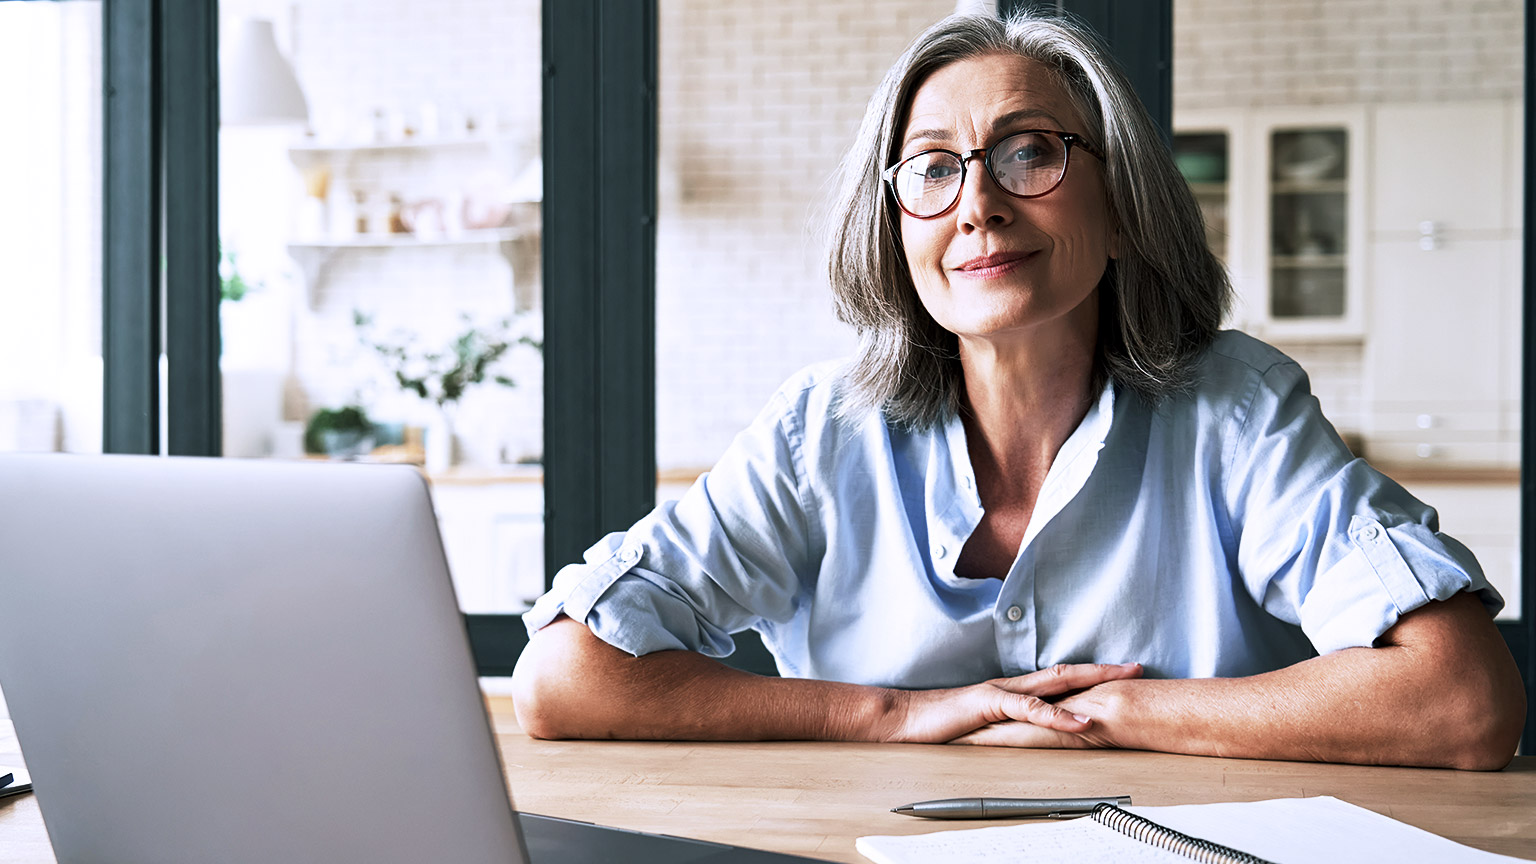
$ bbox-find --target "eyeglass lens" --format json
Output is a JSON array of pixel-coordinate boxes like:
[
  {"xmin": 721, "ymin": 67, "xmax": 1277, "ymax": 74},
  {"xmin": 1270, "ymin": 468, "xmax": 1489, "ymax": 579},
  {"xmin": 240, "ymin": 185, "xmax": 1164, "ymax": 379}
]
[{"xmin": 890, "ymin": 131, "xmax": 1069, "ymax": 218}]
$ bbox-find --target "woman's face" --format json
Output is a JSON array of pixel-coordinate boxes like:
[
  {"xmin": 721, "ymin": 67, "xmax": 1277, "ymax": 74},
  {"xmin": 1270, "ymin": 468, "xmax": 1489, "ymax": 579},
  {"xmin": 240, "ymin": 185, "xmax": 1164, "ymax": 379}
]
[{"xmin": 895, "ymin": 53, "xmax": 1116, "ymax": 352}]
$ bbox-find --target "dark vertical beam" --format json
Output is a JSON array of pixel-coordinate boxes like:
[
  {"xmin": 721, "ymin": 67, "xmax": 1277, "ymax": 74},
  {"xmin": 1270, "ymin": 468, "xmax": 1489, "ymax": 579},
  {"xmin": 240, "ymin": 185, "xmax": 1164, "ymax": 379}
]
[
  {"xmin": 1515, "ymin": 0, "xmax": 1536, "ymax": 754},
  {"xmin": 999, "ymin": 0, "xmax": 1174, "ymax": 144},
  {"xmin": 162, "ymin": 0, "xmax": 221, "ymax": 457},
  {"xmin": 594, "ymin": 4, "xmax": 658, "ymax": 537},
  {"xmin": 103, "ymin": 0, "xmax": 161, "ymax": 455},
  {"xmin": 542, "ymin": 0, "xmax": 601, "ymax": 592},
  {"xmin": 540, "ymin": 0, "xmax": 658, "ymax": 588}
]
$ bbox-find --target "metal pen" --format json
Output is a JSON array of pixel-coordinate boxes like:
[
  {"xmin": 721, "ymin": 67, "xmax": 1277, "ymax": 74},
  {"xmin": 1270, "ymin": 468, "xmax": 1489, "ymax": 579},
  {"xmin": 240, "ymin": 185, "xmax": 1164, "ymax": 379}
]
[{"xmin": 891, "ymin": 795, "xmax": 1132, "ymax": 819}]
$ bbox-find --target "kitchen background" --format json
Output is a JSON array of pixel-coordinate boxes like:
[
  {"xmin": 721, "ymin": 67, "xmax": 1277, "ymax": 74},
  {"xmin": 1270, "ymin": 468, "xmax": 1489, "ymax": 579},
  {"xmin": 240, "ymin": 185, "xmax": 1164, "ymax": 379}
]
[{"xmin": 0, "ymin": 0, "xmax": 1523, "ymax": 619}]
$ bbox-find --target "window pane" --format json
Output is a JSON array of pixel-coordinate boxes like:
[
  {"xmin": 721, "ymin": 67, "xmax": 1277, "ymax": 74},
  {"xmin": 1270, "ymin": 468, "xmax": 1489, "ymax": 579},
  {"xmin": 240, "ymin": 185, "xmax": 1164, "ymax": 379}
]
[
  {"xmin": 655, "ymin": 1, "xmax": 955, "ymax": 502},
  {"xmin": 218, "ymin": 0, "xmax": 544, "ymax": 612},
  {"xmin": 0, "ymin": 1, "xmax": 104, "ymax": 456},
  {"xmin": 1173, "ymin": 0, "xmax": 1524, "ymax": 619}
]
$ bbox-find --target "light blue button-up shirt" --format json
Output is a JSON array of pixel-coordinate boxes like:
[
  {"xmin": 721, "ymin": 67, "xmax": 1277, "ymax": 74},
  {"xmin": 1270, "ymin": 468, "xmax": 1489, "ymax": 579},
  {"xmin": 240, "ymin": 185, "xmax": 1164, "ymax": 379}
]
[{"xmin": 525, "ymin": 331, "xmax": 1499, "ymax": 688}]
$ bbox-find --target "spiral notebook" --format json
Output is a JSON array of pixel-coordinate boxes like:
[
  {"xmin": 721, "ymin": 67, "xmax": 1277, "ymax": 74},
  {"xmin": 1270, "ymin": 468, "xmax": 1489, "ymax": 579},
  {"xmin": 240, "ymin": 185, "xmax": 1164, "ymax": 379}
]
[{"xmin": 855, "ymin": 796, "xmax": 1526, "ymax": 864}]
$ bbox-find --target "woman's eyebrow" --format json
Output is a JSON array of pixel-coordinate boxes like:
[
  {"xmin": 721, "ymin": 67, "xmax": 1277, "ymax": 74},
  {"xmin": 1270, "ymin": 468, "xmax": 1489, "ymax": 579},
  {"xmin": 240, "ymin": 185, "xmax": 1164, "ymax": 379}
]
[
  {"xmin": 991, "ymin": 107, "xmax": 1063, "ymax": 131},
  {"xmin": 900, "ymin": 127, "xmax": 953, "ymax": 149},
  {"xmin": 900, "ymin": 107, "xmax": 1067, "ymax": 151}
]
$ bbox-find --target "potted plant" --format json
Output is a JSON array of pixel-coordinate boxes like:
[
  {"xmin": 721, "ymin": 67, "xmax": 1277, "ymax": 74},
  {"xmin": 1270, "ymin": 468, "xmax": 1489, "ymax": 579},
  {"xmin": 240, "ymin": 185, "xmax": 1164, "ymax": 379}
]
[
  {"xmin": 354, "ymin": 311, "xmax": 539, "ymax": 470},
  {"xmin": 302, "ymin": 404, "xmax": 375, "ymax": 458}
]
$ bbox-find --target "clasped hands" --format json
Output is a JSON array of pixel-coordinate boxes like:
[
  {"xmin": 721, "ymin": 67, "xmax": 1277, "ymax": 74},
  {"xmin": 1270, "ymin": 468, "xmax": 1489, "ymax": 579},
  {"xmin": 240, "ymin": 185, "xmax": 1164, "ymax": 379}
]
[{"xmin": 879, "ymin": 662, "xmax": 1143, "ymax": 749}]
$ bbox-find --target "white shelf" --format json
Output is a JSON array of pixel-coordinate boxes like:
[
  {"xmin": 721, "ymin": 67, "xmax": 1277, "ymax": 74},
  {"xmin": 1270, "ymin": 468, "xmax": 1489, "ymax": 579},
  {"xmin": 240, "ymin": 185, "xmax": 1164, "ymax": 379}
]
[
  {"xmin": 288, "ymin": 227, "xmax": 522, "ymax": 250},
  {"xmin": 289, "ymin": 135, "xmax": 517, "ymax": 156},
  {"xmin": 286, "ymin": 225, "xmax": 536, "ymax": 302},
  {"xmin": 1270, "ymin": 179, "xmax": 1348, "ymax": 195},
  {"xmin": 1271, "ymin": 254, "xmax": 1347, "ymax": 269}
]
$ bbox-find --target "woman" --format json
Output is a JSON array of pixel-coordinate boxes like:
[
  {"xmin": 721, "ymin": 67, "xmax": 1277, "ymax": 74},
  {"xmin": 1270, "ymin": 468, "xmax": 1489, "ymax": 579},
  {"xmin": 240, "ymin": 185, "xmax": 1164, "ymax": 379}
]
[{"xmin": 513, "ymin": 12, "xmax": 1525, "ymax": 768}]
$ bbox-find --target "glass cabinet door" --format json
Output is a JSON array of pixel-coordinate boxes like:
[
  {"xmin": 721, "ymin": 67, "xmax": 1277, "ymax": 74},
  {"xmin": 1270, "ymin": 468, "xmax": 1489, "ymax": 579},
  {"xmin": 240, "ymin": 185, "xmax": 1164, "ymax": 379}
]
[
  {"xmin": 1268, "ymin": 127, "xmax": 1349, "ymax": 320},
  {"xmin": 1172, "ymin": 131, "xmax": 1230, "ymax": 263}
]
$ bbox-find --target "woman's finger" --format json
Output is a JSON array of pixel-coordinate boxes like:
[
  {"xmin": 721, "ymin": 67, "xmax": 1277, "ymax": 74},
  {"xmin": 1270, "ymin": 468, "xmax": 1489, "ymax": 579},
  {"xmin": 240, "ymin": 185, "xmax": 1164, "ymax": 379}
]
[
  {"xmin": 996, "ymin": 692, "xmax": 1095, "ymax": 732},
  {"xmin": 951, "ymin": 721, "xmax": 1094, "ymax": 749},
  {"xmin": 991, "ymin": 662, "xmax": 1142, "ymax": 697}
]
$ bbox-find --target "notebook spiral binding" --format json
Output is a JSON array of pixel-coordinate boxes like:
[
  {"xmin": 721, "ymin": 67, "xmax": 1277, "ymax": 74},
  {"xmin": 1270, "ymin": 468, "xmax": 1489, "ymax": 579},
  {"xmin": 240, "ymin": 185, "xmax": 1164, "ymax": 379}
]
[{"xmin": 1090, "ymin": 803, "xmax": 1278, "ymax": 864}]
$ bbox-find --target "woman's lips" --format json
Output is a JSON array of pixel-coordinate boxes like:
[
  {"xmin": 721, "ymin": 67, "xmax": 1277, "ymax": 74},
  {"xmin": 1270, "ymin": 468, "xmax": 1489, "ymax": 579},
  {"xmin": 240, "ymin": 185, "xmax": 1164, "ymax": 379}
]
[{"xmin": 952, "ymin": 251, "xmax": 1035, "ymax": 278}]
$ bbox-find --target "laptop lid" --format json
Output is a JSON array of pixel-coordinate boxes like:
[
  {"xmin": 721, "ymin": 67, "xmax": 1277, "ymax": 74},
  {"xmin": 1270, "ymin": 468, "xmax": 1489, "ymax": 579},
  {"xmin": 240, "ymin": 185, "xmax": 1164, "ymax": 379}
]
[{"xmin": 0, "ymin": 454, "xmax": 529, "ymax": 863}]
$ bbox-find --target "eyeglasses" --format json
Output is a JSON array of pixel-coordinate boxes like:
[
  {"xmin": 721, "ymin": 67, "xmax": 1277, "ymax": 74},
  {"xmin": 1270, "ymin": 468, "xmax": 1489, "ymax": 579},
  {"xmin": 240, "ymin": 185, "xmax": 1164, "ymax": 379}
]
[{"xmin": 882, "ymin": 129, "xmax": 1102, "ymax": 219}]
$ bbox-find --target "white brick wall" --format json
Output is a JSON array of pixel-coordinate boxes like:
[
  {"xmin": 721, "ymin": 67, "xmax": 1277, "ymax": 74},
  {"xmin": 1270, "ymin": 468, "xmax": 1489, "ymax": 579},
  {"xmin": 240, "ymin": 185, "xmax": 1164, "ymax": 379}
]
[{"xmin": 1174, "ymin": 0, "xmax": 1523, "ymax": 109}]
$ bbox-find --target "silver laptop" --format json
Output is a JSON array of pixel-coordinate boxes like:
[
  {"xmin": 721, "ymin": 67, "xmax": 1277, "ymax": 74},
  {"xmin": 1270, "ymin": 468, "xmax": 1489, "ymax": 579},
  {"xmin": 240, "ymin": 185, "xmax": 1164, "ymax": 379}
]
[{"xmin": 0, "ymin": 454, "xmax": 825, "ymax": 863}]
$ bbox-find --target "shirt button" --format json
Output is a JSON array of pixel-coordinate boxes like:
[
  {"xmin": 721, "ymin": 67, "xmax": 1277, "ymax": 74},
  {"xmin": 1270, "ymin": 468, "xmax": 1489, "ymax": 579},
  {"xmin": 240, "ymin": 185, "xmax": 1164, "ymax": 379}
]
[
  {"xmin": 618, "ymin": 547, "xmax": 641, "ymax": 565},
  {"xmin": 1006, "ymin": 605, "xmax": 1023, "ymax": 622},
  {"xmin": 1361, "ymin": 525, "xmax": 1381, "ymax": 542},
  {"xmin": 933, "ymin": 543, "xmax": 947, "ymax": 559}
]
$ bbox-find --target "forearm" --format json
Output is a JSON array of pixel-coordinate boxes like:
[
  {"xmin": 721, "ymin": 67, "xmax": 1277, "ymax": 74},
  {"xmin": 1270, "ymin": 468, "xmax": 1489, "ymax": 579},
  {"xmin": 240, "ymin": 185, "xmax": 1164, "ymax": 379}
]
[
  {"xmin": 1077, "ymin": 659, "xmax": 1445, "ymax": 766},
  {"xmin": 511, "ymin": 615, "xmax": 896, "ymax": 741},
  {"xmin": 1066, "ymin": 594, "xmax": 1525, "ymax": 769}
]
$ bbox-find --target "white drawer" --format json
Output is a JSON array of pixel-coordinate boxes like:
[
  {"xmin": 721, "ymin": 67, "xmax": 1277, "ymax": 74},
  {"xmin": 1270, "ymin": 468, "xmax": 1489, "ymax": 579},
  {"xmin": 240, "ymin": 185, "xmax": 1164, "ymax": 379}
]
[
  {"xmin": 1364, "ymin": 439, "xmax": 1507, "ymax": 467},
  {"xmin": 1367, "ymin": 406, "xmax": 1501, "ymax": 437}
]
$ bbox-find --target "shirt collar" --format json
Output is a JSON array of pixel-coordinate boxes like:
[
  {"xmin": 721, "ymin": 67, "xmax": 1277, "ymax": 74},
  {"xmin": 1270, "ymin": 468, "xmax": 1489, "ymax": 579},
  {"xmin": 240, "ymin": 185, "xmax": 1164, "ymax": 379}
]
[{"xmin": 937, "ymin": 377, "xmax": 1117, "ymax": 547}]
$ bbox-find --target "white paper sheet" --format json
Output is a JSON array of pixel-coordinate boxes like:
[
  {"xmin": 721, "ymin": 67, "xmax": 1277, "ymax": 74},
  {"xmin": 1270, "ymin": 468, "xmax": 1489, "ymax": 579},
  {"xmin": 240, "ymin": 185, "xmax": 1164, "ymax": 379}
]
[{"xmin": 856, "ymin": 796, "xmax": 1528, "ymax": 864}]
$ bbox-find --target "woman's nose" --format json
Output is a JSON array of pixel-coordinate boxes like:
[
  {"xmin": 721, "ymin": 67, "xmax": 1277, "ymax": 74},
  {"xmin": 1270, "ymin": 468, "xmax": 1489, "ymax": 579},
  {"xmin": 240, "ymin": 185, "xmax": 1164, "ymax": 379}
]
[{"xmin": 954, "ymin": 156, "xmax": 1013, "ymax": 231}]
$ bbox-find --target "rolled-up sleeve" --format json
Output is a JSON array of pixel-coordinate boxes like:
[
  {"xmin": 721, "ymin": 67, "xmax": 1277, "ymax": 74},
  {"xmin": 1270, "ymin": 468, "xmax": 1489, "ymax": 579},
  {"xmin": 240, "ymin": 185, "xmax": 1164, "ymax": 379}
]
[
  {"xmin": 523, "ymin": 373, "xmax": 823, "ymax": 659},
  {"xmin": 1223, "ymin": 359, "xmax": 1502, "ymax": 655}
]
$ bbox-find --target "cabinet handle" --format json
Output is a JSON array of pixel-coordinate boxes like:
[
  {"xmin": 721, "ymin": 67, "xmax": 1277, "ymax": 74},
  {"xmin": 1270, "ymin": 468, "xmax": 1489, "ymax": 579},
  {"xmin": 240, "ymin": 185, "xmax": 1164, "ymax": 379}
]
[{"xmin": 1418, "ymin": 220, "xmax": 1441, "ymax": 251}]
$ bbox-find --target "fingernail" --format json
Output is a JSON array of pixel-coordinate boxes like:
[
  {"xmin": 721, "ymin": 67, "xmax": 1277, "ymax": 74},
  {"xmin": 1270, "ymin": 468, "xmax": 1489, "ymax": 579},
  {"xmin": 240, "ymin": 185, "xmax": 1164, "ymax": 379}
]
[
  {"xmin": 1119, "ymin": 663, "xmax": 1140, "ymax": 670},
  {"xmin": 1073, "ymin": 714, "xmax": 1092, "ymax": 723}
]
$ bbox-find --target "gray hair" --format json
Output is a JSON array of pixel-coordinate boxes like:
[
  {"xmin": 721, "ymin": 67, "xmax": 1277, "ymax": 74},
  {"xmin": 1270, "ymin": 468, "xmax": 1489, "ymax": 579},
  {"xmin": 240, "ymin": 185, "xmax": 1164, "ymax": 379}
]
[{"xmin": 826, "ymin": 11, "xmax": 1230, "ymax": 429}]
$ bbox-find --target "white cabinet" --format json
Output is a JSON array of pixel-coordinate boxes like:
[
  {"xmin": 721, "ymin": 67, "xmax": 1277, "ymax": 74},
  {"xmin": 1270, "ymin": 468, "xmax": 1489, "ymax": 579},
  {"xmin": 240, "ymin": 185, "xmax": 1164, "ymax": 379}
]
[
  {"xmin": 1367, "ymin": 237, "xmax": 1505, "ymax": 404},
  {"xmin": 1362, "ymin": 101, "xmax": 1522, "ymax": 470},
  {"xmin": 1370, "ymin": 102, "xmax": 1510, "ymax": 235},
  {"xmin": 1176, "ymin": 108, "xmax": 1368, "ymax": 340},
  {"xmin": 1179, "ymin": 100, "xmax": 1522, "ymax": 471},
  {"xmin": 429, "ymin": 472, "xmax": 545, "ymax": 613}
]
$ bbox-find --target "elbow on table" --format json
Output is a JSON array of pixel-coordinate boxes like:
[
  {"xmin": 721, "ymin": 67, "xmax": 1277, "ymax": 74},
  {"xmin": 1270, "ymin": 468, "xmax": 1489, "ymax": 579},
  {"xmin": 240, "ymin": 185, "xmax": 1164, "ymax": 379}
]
[
  {"xmin": 1447, "ymin": 694, "xmax": 1525, "ymax": 772},
  {"xmin": 509, "ymin": 618, "xmax": 593, "ymax": 740},
  {"xmin": 1433, "ymin": 665, "xmax": 1526, "ymax": 771}
]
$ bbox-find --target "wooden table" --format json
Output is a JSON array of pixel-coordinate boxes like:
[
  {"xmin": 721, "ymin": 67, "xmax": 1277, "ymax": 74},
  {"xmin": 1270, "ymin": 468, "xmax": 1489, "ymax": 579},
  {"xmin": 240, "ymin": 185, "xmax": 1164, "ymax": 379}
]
[{"xmin": 3, "ymin": 695, "xmax": 1535, "ymax": 862}]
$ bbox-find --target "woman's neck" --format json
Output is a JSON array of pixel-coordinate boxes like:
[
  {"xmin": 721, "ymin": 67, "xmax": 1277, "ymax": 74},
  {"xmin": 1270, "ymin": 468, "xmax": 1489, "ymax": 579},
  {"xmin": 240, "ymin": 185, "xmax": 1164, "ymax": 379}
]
[{"xmin": 957, "ymin": 327, "xmax": 1098, "ymax": 485}]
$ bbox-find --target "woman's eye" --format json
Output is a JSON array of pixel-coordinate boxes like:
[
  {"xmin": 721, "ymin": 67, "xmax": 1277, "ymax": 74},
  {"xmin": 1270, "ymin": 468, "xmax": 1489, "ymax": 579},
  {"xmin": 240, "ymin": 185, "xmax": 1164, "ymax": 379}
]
[
  {"xmin": 1003, "ymin": 143, "xmax": 1045, "ymax": 164},
  {"xmin": 923, "ymin": 162, "xmax": 960, "ymax": 181}
]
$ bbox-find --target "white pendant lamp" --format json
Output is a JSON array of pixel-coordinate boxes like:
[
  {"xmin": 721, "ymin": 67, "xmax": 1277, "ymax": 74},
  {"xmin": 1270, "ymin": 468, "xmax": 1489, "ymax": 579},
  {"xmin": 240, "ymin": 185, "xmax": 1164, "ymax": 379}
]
[{"xmin": 221, "ymin": 18, "xmax": 309, "ymax": 127}]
